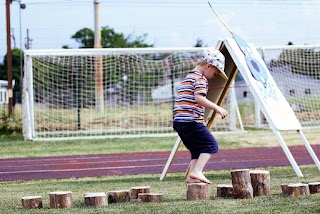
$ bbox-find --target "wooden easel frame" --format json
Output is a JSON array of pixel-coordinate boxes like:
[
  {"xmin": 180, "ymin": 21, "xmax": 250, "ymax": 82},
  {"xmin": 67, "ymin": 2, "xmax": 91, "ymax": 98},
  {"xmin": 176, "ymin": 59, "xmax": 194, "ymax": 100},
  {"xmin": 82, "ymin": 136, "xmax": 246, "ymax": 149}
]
[{"xmin": 160, "ymin": 38, "xmax": 320, "ymax": 181}]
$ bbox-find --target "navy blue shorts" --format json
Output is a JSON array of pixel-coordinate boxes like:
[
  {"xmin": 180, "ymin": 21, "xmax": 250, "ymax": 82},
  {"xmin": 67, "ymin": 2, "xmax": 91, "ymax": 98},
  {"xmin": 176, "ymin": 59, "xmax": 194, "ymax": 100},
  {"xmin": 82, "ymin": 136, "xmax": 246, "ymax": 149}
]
[{"xmin": 173, "ymin": 121, "xmax": 219, "ymax": 159}]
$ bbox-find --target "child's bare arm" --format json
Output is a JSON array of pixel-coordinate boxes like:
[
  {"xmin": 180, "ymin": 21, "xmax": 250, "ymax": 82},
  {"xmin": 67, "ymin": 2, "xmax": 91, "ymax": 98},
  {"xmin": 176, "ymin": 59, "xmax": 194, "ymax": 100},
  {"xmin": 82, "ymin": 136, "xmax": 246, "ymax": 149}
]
[{"xmin": 195, "ymin": 94, "xmax": 228, "ymax": 119}]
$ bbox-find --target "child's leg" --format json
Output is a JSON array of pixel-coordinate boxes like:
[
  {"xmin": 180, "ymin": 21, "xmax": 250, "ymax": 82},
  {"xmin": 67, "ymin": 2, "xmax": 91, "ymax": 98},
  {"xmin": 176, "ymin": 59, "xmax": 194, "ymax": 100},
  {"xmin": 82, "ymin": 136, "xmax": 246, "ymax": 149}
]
[
  {"xmin": 186, "ymin": 159, "xmax": 202, "ymax": 183},
  {"xmin": 187, "ymin": 153, "xmax": 212, "ymax": 184}
]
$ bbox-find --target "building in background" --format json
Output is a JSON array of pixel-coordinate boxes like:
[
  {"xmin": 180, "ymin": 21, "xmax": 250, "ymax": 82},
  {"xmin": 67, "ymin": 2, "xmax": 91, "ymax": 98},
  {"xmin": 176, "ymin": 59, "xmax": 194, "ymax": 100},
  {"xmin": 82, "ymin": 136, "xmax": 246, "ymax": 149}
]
[{"xmin": 0, "ymin": 80, "xmax": 15, "ymax": 104}]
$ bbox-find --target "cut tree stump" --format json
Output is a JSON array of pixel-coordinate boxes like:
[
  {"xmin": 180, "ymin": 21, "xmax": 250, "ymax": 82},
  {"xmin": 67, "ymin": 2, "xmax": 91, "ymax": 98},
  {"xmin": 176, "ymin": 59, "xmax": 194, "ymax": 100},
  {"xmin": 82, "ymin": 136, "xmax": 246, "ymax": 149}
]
[
  {"xmin": 282, "ymin": 183, "xmax": 310, "ymax": 197},
  {"xmin": 84, "ymin": 192, "xmax": 107, "ymax": 208},
  {"xmin": 216, "ymin": 184, "xmax": 233, "ymax": 198},
  {"xmin": 281, "ymin": 184, "xmax": 290, "ymax": 196},
  {"xmin": 21, "ymin": 196, "xmax": 43, "ymax": 209},
  {"xmin": 49, "ymin": 191, "xmax": 73, "ymax": 209},
  {"xmin": 231, "ymin": 169, "xmax": 253, "ymax": 199},
  {"xmin": 308, "ymin": 182, "xmax": 320, "ymax": 194},
  {"xmin": 288, "ymin": 183, "xmax": 310, "ymax": 197},
  {"xmin": 186, "ymin": 183, "xmax": 210, "ymax": 201},
  {"xmin": 250, "ymin": 170, "xmax": 270, "ymax": 197},
  {"xmin": 138, "ymin": 193, "xmax": 164, "ymax": 203},
  {"xmin": 131, "ymin": 186, "xmax": 150, "ymax": 199},
  {"xmin": 107, "ymin": 190, "xmax": 131, "ymax": 203},
  {"xmin": 281, "ymin": 183, "xmax": 298, "ymax": 196}
]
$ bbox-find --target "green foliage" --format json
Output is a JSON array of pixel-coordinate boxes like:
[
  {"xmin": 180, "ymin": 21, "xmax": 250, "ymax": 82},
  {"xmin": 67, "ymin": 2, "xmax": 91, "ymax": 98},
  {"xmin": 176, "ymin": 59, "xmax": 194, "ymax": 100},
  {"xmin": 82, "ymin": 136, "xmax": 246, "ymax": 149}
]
[
  {"xmin": 71, "ymin": 26, "xmax": 153, "ymax": 48},
  {"xmin": 71, "ymin": 27, "xmax": 95, "ymax": 48},
  {"xmin": 0, "ymin": 116, "xmax": 14, "ymax": 134},
  {"xmin": 0, "ymin": 48, "xmax": 23, "ymax": 93},
  {"xmin": 0, "ymin": 113, "xmax": 21, "ymax": 135}
]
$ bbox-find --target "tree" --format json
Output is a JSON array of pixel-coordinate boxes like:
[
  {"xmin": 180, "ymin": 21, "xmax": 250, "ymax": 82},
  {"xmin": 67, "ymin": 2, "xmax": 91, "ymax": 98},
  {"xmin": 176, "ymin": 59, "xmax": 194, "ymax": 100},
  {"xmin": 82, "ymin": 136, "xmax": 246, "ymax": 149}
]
[
  {"xmin": 71, "ymin": 27, "xmax": 94, "ymax": 48},
  {"xmin": 0, "ymin": 48, "xmax": 23, "ymax": 99},
  {"xmin": 71, "ymin": 26, "xmax": 153, "ymax": 48},
  {"xmin": 193, "ymin": 38, "xmax": 207, "ymax": 47}
]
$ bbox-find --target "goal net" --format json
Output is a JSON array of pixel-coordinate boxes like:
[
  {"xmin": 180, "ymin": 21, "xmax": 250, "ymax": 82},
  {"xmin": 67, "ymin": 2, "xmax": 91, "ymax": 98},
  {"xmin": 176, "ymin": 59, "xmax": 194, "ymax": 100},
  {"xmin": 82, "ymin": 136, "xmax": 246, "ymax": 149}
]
[
  {"xmin": 23, "ymin": 48, "xmax": 244, "ymax": 141},
  {"xmin": 255, "ymin": 45, "xmax": 320, "ymax": 128}
]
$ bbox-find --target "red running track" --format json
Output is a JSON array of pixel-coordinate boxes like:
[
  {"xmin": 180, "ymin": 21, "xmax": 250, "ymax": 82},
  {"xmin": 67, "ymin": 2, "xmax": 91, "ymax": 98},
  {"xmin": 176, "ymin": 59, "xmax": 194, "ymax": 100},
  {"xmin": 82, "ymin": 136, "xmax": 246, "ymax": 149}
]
[{"xmin": 1, "ymin": 145, "xmax": 320, "ymax": 182}]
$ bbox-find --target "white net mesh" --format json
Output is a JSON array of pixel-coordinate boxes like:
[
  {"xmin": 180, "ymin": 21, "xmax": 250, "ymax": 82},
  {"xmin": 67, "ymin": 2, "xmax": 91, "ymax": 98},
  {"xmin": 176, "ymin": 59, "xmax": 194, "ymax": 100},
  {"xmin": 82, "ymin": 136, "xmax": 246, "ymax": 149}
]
[
  {"xmin": 23, "ymin": 48, "xmax": 243, "ymax": 141},
  {"xmin": 258, "ymin": 45, "xmax": 320, "ymax": 128}
]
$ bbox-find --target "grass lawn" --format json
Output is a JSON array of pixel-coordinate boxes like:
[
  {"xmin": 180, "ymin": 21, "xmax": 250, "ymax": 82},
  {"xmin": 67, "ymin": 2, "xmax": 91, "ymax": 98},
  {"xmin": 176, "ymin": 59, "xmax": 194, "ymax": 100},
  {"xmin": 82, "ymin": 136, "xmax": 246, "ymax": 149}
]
[
  {"xmin": 1, "ymin": 165, "xmax": 320, "ymax": 213},
  {"xmin": 0, "ymin": 128, "xmax": 320, "ymax": 213}
]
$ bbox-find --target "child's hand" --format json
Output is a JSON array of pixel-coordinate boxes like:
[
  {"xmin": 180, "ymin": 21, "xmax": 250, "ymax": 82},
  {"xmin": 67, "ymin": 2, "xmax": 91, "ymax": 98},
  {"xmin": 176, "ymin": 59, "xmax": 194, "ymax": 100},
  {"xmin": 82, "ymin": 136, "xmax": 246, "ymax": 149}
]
[{"xmin": 216, "ymin": 106, "xmax": 228, "ymax": 119}]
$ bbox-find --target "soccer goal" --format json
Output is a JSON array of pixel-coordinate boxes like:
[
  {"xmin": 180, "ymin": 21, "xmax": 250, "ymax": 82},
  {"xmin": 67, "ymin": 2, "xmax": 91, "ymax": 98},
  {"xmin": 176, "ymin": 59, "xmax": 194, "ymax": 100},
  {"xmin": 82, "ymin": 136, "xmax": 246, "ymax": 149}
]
[
  {"xmin": 22, "ymin": 47, "xmax": 244, "ymax": 141},
  {"xmin": 255, "ymin": 45, "xmax": 320, "ymax": 128}
]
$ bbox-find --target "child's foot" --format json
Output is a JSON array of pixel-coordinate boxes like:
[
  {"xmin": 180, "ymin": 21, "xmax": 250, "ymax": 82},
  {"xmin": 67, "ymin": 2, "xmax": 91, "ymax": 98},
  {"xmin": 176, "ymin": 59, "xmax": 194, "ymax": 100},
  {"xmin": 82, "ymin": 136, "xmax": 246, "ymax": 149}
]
[
  {"xmin": 189, "ymin": 172, "xmax": 212, "ymax": 184},
  {"xmin": 185, "ymin": 177, "xmax": 202, "ymax": 184}
]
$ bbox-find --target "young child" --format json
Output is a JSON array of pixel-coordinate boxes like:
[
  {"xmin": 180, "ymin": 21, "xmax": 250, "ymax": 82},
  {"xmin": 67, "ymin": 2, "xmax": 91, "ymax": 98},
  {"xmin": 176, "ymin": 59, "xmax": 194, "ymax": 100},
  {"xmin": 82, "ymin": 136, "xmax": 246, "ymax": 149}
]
[{"xmin": 173, "ymin": 49, "xmax": 228, "ymax": 184}]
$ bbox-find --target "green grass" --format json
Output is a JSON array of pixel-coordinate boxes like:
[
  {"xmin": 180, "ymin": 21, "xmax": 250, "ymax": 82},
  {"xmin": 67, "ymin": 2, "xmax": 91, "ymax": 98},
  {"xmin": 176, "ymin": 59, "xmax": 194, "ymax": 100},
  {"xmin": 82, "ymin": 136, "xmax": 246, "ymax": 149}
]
[
  {"xmin": 1, "ymin": 165, "xmax": 320, "ymax": 213},
  {"xmin": 1, "ymin": 128, "xmax": 320, "ymax": 213}
]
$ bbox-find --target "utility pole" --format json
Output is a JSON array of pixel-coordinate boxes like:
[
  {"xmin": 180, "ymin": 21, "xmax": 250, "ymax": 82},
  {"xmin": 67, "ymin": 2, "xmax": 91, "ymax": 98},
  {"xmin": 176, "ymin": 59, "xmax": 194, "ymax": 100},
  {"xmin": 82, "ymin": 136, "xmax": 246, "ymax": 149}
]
[
  {"xmin": 94, "ymin": 0, "xmax": 102, "ymax": 49},
  {"xmin": 25, "ymin": 28, "xmax": 32, "ymax": 49},
  {"xmin": 94, "ymin": 0, "xmax": 104, "ymax": 112},
  {"xmin": 6, "ymin": 0, "xmax": 14, "ymax": 116}
]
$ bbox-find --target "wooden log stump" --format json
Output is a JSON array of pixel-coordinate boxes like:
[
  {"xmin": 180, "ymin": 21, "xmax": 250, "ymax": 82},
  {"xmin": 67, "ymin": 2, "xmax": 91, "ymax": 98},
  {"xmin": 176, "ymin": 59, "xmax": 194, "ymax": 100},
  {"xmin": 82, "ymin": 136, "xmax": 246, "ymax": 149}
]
[
  {"xmin": 288, "ymin": 183, "xmax": 310, "ymax": 197},
  {"xmin": 84, "ymin": 192, "xmax": 107, "ymax": 208},
  {"xmin": 282, "ymin": 183, "xmax": 310, "ymax": 197},
  {"xmin": 308, "ymin": 182, "xmax": 320, "ymax": 194},
  {"xmin": 281, "ymin": 183, "xmax": 300, "ymax": 196},
  {"xmin": 138, "ymin": 193, "xmax": 164, "ymax": 203},
  {"xmin": 281, "ymin": 183, "xmax": 298, "ymax": 196},
  {"xmin": 216, "ymin": 184, "xmax": 233, "ymax": 198},
  {"xmin": 186, "ymin": 183, "xmax": 210, "ymax": 201},
  {"xmin": 131, "ymin": 186, "xmax": 150, "ymax": 199},
  {"xmin": 281, "ymin": 184, "xmax": 289, "ymax": 196},
  {"xmin": 21, "ymin": 196, "xmax": 43, "ymax": 209},
  {"xmin": 250, "ymin": 170, "xmax": 270, "ymax": 197},
  {"xmin": 107, "ymin": 190, "xmax": 131, "ymax": 203},
  {"xmin": 49, "ymin": 191, "xmax": 73, "ymax": 209},
  {"xmin": 231, "ymin": 169, "xmax": 253, "ymax": 199}
]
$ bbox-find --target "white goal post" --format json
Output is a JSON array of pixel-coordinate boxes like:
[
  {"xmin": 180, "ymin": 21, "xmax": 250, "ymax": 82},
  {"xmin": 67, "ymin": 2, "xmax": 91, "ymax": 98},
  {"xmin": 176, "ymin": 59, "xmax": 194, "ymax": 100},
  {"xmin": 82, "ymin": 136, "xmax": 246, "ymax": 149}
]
[
  {"xmin": 22, "ymin": 47, "xmax": 244, "ymax": 141},
  {"xmin": 23, "ymin": 45, "xmax": 320, "ymax": 141}
]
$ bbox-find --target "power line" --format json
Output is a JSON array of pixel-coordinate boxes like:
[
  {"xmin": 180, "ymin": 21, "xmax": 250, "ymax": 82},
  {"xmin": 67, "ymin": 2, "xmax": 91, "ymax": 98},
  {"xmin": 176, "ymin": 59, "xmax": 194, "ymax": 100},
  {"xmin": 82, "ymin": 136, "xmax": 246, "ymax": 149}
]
[{"xmin": 2, "ymin": 0, "xmax": 320, "ymax": 6}]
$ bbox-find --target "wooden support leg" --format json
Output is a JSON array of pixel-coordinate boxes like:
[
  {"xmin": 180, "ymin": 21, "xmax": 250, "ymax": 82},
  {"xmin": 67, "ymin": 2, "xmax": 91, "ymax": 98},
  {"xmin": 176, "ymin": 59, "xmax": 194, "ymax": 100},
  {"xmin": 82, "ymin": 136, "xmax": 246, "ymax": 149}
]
[{"xmin": 160, "ymin": 137, "xmax": 181, "ymax": 181}]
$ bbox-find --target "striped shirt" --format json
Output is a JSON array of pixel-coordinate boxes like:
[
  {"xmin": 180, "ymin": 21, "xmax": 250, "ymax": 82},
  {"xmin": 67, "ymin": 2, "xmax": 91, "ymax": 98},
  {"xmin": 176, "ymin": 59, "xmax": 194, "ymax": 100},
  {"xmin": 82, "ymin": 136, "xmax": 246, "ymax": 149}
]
[{"xmin": 173, "ymin": 70, "xmax": 208, "ymax": 123}]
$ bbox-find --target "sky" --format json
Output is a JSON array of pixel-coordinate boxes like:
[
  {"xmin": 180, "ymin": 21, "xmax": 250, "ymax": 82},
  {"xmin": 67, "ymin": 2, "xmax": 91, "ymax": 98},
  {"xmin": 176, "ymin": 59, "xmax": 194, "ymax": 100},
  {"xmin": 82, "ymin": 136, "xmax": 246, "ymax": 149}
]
[{"xmin": 1, "ymin": 0, "xmax": 320, "ymax": 64}]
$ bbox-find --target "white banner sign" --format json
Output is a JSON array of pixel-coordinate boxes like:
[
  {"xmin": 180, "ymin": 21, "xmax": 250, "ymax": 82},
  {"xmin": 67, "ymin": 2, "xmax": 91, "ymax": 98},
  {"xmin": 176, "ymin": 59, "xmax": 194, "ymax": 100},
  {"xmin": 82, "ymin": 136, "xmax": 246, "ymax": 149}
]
[{"xmin": 225, "ymin": 37, "xmax": 301, "ymax": 131}]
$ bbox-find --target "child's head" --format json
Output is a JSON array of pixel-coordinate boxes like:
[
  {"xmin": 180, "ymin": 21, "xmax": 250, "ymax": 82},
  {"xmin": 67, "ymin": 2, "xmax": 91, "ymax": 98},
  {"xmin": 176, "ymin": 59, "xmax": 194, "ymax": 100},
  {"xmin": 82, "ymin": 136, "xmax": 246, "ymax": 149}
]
[{"xmin": 198, "ymin": 49, "xmax": 228, "ymax": 80}]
